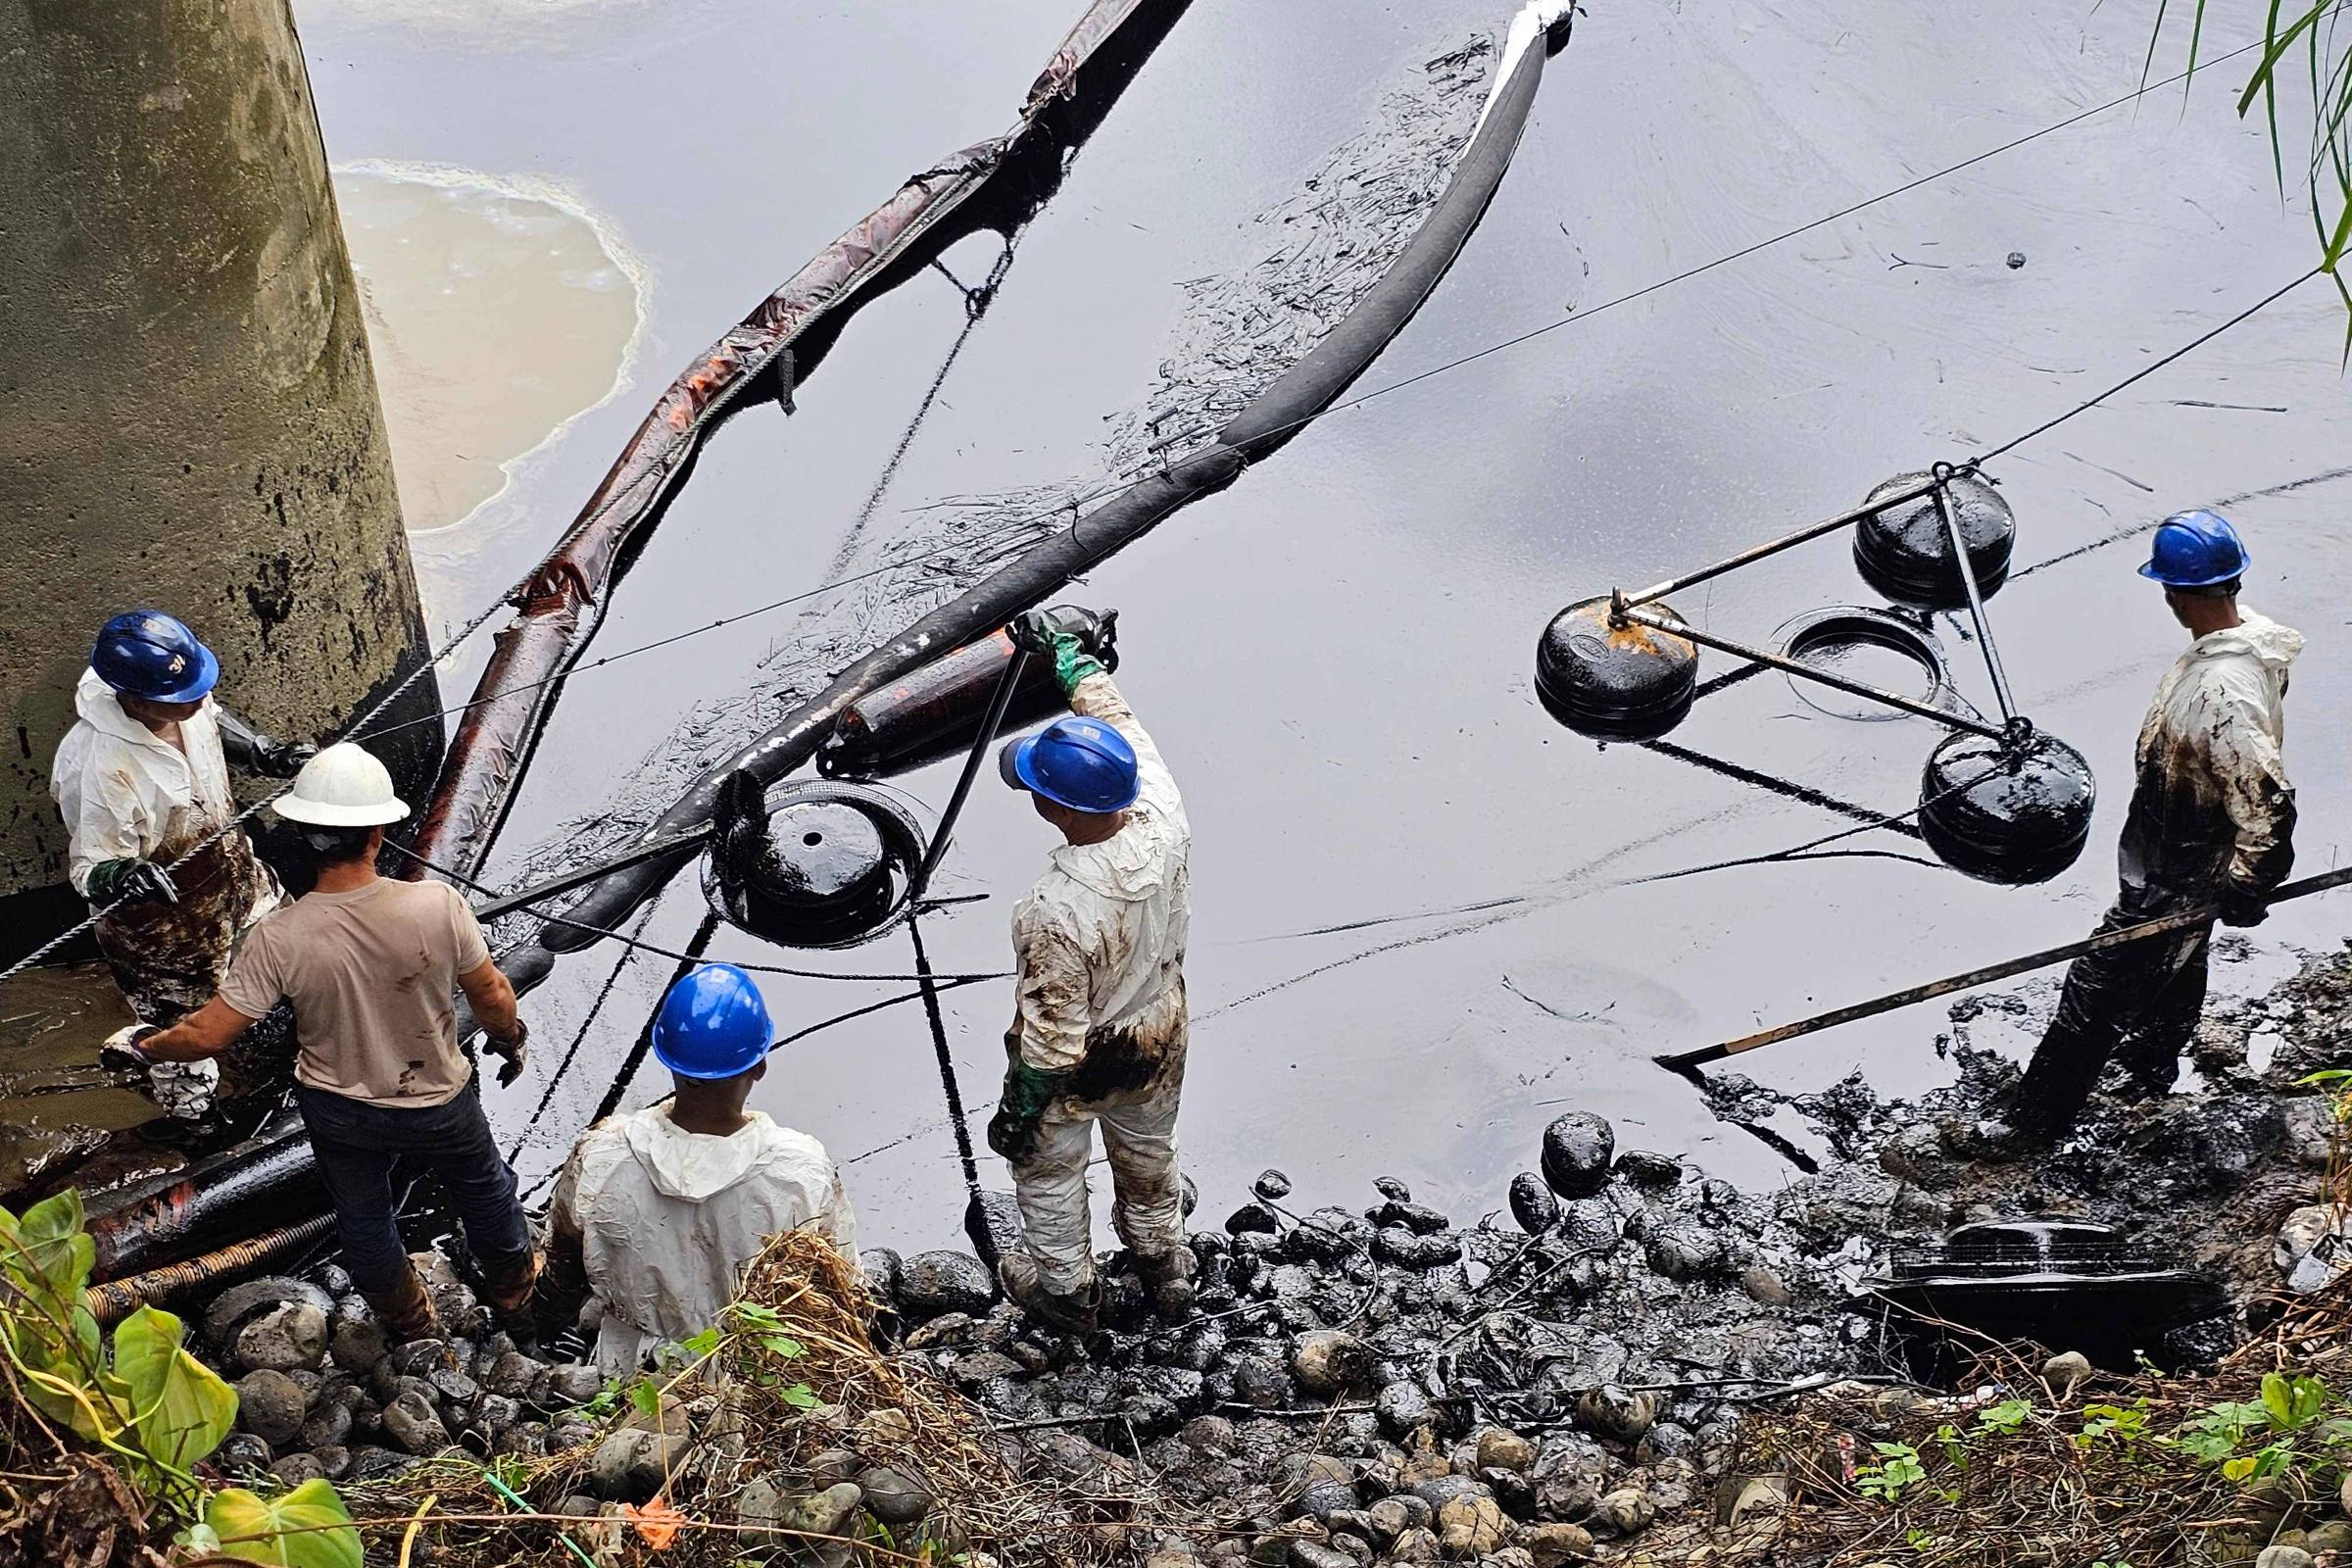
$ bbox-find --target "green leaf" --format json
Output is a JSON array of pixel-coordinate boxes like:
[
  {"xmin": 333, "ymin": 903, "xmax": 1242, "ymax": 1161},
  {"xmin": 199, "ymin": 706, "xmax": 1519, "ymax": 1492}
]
[
  {"xmin": 779, "ymin": 1383, "xmax": 821, "ymax": 1411},
  {"xmin": 113, "ymin": 1305, "xmax": 236, "ymax": 1473},
  {"xmin": 760, "ymin": 1334, "xmax": 806, "ymax": 1359},
  {"xmin": 2, "ymin": 1189, "xmax": 96, "ymax": 1320},
  {"xmin": 726, "ymin": 1301, "xmax": 787, "ymax": 1333},
  {"xmin": 627, "ymin": 1378, "xmax": 661, "ymax": 1419},
  {"xmin": 203, "ymin": 1480, "xmax": 363, "ymax": 1568},
  {"xmin": 680, "ymin": 1326, "xmax": 722, "ymax": 1358},
  {"xmin": 2224, "ymin": 1453, "xmax": 2259, "ymax": 1482}
]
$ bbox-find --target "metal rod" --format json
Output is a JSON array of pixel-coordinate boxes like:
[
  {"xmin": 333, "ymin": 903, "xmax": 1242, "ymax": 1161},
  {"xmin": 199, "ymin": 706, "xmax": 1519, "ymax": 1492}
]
[
  {"xmin": 1654, "ymin": 862, "xmax": 2352, "ymax": 1073},
  {"xmin": 1620, "ymin": 609, "xmax": 2004, "ymax": 739},
  {"xmin": 910, "ymin": 910, "xmax": 1000, "ymax": 1270},
  {"xmin": 466, "ymin": 829, "xmax": 713, "ymax": 923},
  {"xmin": 915, "ymin": 645, "xmax": 1032, "ymax": 896},
  {"xmin": 1929, "ymin": 464, "xmax": 2016, "ymax": 722},
  {"xmin": 1618, "ymin": 479, "xmax": 1936, "ymax": 610}
]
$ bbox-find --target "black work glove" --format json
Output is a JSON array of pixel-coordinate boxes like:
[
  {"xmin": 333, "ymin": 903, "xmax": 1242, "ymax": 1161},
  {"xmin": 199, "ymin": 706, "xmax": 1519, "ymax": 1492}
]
[
  {"xmin": 484, "ymin": 1019, "xmax": 531, "ymax": 1088},
  {"xmin": 216, "ymin": 707, "xmax": 318, "ymax": 779},
  {"xmin": 987, "ymin": 1057, "xmax": 1071, "ymax": 1165},
  {"xmin": 87, "ymin": 858, "xmax": 179, "ymax": 907},
  {"xmin": 2218, "ymin": 883, "xmax": 2272, "ymax": 929},
  {"xmin": 1006, "ymin": 610, "xmax": 1060, "ymax": 658}
]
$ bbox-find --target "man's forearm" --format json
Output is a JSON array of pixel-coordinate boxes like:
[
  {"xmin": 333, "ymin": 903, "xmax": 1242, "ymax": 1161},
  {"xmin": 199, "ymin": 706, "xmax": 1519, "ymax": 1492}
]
[
  {"xmin": 136, "ymin": 998, "xmax": 253, "ymax": 1061},
  {"xmin": 461, "ymin": 963, "xmax": 522, "ymax": 1043}
]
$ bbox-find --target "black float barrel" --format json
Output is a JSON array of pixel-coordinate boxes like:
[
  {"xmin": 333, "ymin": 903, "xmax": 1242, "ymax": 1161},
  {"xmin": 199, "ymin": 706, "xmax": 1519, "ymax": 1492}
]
[
  {"xmin": 707, "ymin": 783, "xmax": 923, "ymax": 947},
  {"xmin": 1917, "ymin": 728, "xmax": 2095, "ymax": 884},
  {"xmin": 1854, "ymin": 470, "xmax": 2015, "ymax": 608},
  {"xmin": 1535, "ymin": 596, "xmax": 1699, "ymax": 740}
]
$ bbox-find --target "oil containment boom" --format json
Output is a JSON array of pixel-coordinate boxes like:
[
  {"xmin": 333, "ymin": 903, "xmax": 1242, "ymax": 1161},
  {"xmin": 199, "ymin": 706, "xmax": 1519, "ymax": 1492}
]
[{"xmin": 501, "ymin": 0, "xmax": 1578, "ymax": 998}]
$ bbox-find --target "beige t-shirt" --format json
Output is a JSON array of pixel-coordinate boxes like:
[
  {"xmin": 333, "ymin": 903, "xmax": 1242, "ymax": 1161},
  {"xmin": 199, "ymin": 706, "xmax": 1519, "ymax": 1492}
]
[{"xmin": 221, "ymin": 877, "xmax": 491, "ymax": 1108}]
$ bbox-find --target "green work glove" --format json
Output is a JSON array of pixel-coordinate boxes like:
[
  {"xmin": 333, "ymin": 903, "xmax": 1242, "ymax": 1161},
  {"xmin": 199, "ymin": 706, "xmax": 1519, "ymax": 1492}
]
[
  {"xmin": 86, "ymin": 858, "xmax": 179, "ymax": 907},
  {"xmin": 1008, "ymin": 612, "xmax": 1105, "ymax": 697},
  {"xmin": 987, "ymin": 1056, "xmax": 1072, "ymax": 1165}
]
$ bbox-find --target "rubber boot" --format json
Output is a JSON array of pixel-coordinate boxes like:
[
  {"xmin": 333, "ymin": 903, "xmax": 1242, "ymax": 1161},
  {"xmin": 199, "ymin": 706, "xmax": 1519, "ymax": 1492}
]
[
  {"xmin": 480, "ymin": 1249, "xmax": 543, "ymax": 1353},
  {"xmin": 1134, "ymin": 1242, "xmax": 1198, "ymax": 1320},
  {"xmin": 365, "ymin": 1268, "xmax": 440, "ymax": 1344},
  {"xmin": 997, "ymin": 1252, "xmax": 1100, "ymax": 1337}
]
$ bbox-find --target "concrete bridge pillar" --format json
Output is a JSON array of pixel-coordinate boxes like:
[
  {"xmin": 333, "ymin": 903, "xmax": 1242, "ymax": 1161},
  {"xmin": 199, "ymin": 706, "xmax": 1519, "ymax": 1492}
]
[{"xmin": 0, "ymin": 0, "xmax": 442, "ymax": 929}]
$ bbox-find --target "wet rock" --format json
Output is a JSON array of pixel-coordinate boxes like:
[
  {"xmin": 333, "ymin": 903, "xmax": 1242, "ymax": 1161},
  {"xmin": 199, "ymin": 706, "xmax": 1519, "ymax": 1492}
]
[
  {"xmin": 898, "ymin": 1251, "xmax": 997, "ymax": 1319},
  {"xmin": 236, "ymin": 1301, "xmax": 329, "ymax": 1373},
  {"xmin": 1372, "ymin": 1228, "xmax": 1461, "ymax": 1269},
  {"xmin": 1371, "ymin": 1200, "xmax": 1450, "ymax": 1236},
  {"xmin": 1476, "ymin": 1430, "xmax": 1534, "ymax": 1474},
  {"xmin": 739, "ymin": 1478, "xmax": 863, "ymax": 1552},
  {"xmin": 1739, "ymin": 1264, "xmax": 1792, "ymax": 1307},
  {"xmin": 2006, "ymin": 251, "xmax": 2028, "ymax": 269},
  {"xmin": 350, "ymin": 1445, "xmax": 412, "ymax": 1482},
  {"xmin": 1641, "ymin": 1421, "xmax": 1694, "ymax": 1461},
  {"xmin": 1437, "ymin": 1494, "xmax": 1507, "ymax": 1556},
  {"xmin": 427, "ymin": 1363, "xmax": 481, "ymax": 1407},
  {"xmin": 1183, "ymin": 1415, "xmax": 1241, "ymax": 1455},
  {"xmin": 483, "ymin": 1350, "xmax": 537, "ymax": 1400},
  {"xmin": 1411, "ymin": 1475, "xmax": 1490, "ymax": 1511},
  {"xmin": 216, "ymin": 1432, "xmax": 273, "ymax": 1475},
  {"xmin": 906, "ymin": 1311, "xmax": 975, "ymax": 1350},
  {"xmin": 1255, "ymin": 1170, "xmax": 1295, "ymax": 1201},
  {"xmin": 1613, "ymin": 1151, "xmax": 1681, "ymax": 1189},
  {"xmin": 235, "ymin": 1368, "xmax": 310, "ymax": 1446},
  {"xmin": 270, "ymin": 1453, "xmax": 324, "ymax": 1487},
  {"xmin": 313, "ymin": 1446, "xmax": 352, "ymax": 1482},
  {"xmin": 2040, "ymin": 1350, "xmax": 2093, "ymax": 1401},
  {"xmin": 1575, "ymin": 1386, "xmax": 1656, "ymax": 1445},
  {"xmin": 2256, "ymin": 1549, "xmax": 2314, "ymax": 1568},
  {"xmin": 1531, "ymin": 1442, "xmax": 1608, "ymax": 1520},
  {"xmin": 297, "ymin": 1402, "xmax": 354, "ymax": 1450},
  {"xmin": 1590, "ymin": 1488, "xmax": 1655, "ymax": 1537},
  {"xmin": 1642, "ymin": 1225, "xmax": 1725, "ymax": 1282},
  {"xmin": 205, "ymin": 1277, "xmax": 335, "ymax": 1352},
  {"xmin": 326, "ymin": 1298, "xmax": 387, "ymax": 1373},
  {"xmin": 1391, "ymin": 1526, "xmax": 1442, "ymax": 1563},
  {"xmin": 1288, "ymin": 1543, "xmax": 1354, "ymax": 1568},
  {"xmin": 545, "ymin": 1363, "xmax": 606, "ymax": 1408},
  {"xmin": 1542, "ymin": 1114, "xmax": 1615, "ymax": 1199},
  {"xmin": 861, "ymin": 1247, "xmax": 904, "ymax": 1303},
  {"xmin": 382, "ymin": 1391, "xmax": 453, "ymax": 1456},
  {"xmin": 1508, "ymin": 1175, "xmax": 1560, "ymax": 1236},
  {"xmin": 593, "ymin": 1427, "xmax": 684, "ymax": 1503},
  {"xmin": 1293, "ymin": 1331, "xmax": 1374, "ymax": 1397},
  {"xmin": 1230, "ymin": 1201, "xmax": 1282, "ymax": 1235},
  {"xmin": 1514, "ymin": 1523, "xmax": 1595, "ymax": 1566},
  {"xmin": 858, "ymin": 1465, "xmax": 932, "ymax": 1526},
  {"xmin": 1290, "ymin": 1480, "xmax": 1357, "ymax": 1524},
  {"xmin": 1231, "ymin": 1355, "xmax": 1298, "ymax": 1409}
]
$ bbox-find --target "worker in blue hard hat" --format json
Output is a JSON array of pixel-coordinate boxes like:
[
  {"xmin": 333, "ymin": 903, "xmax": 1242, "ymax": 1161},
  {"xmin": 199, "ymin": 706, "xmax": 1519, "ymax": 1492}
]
[
  {"xmin": 987, "ymin": 610, "xmax": 1194, "ymax": 1335},
  {"xmin": 2001, "ymin": 511, "xmax": 2301, "ymax": 1145},
  {"xmin": 50, "ymin": 611, "xmax": 316, "ymax": 1100},
  {"xmin": 545, "ymin": 963, "xmax": 858, "ymax": 1373}
]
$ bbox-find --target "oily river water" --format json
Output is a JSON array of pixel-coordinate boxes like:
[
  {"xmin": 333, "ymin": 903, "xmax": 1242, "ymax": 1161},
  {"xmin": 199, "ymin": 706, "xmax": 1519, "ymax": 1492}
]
[{"xmin": 288, "ymin": 0, "xmax": 2352, "ymax": 1254}]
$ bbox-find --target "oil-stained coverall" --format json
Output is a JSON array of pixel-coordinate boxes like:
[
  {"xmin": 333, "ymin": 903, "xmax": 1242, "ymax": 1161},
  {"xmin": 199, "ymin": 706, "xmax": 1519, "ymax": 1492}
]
[
  {"xmin": 52, "ymin": 668, "xmax": 283, "ymax": 1114},
  {"xmin": 1004, "ymin": 671, "xmax": 1191, "ymax": 1294},
  {"xmin": 546, "ymin": 1107, "xmax": 858, "ymax": 1374},
  {"xmin": 2010, "ymin": 611, "xmax": 2301, "ymax": 1135}
]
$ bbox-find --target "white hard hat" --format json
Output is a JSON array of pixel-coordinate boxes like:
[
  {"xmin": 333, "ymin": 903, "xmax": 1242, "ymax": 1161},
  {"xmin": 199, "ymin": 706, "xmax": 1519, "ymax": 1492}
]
[{"xmin": 273, "ymin": 742, "xmax": 410, "ymax": 827}]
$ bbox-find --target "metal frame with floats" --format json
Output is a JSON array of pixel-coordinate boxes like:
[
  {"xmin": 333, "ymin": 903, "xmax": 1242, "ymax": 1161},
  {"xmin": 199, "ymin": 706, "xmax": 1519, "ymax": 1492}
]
[{"xmin": 1539, "ymin": 459, "xmax": 2098, "ymax": 887}]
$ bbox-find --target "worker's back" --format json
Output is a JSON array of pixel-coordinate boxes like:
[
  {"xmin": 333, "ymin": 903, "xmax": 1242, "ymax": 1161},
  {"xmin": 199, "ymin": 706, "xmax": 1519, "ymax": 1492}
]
[{"xmin": 552, "ymin": 1105, "xmax": 857, "ymax": 1374}]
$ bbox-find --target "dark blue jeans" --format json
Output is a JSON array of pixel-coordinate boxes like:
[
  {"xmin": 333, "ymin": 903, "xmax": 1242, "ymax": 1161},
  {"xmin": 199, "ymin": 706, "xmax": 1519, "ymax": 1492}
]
[{"xmin": 296, "ymin": 1073, "xmax": 531, "ymax": 1297}]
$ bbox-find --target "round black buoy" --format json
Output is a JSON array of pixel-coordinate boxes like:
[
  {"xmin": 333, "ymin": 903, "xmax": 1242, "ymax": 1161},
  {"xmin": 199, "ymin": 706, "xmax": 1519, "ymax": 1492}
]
[
  {"xmin": 1535, "ymin": 596, "xmax": 1699, "ymax": 740},
  {"xmin": 1917, "ymin": 727, "xmax": 2096, "ymax": 885},
  {"xmin": 1853, "ymin": 469, "xmax": 2015, "ymax": 608},
  {"xmin": 706, "ymin": 781, "xmax": 925, "ymax": 947}
]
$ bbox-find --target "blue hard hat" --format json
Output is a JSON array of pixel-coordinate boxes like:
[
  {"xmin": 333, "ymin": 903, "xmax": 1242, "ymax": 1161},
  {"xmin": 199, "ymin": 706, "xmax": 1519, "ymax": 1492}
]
[
  {"xmin": 2138, "ymin": 510, "xmax": 2249, "ymax": 589},
  {"xmin": 1000, "ymin": 715, "xmax": 1142, "ymax": 814},
  {"xmin": 650, "ymin": 963, "xmax": 773, "ymax": 1080},
  {"xmin": 91, "ymin": 611, "xmax": 219, "ymax": 704}
]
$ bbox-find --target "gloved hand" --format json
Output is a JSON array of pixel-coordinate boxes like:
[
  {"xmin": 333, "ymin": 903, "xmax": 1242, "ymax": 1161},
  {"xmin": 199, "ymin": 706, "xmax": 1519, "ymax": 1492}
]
[
  {"xmin": 100, "ymin": 1024, "xmax": 160, "ymax": 1072},
  {"xmin": 483, "ymin": 1019, "xmax": 531, "ymax": 1088},
  {"xmin": 1008, "ymin": 611, "xmax": 1107, "ymax": 697},
  {"xmin": 217, "ymin": 707, "xmax": 317, "ymax": 779},
  {"xmin": 87, "ymin": 858, "xmax": 179, "ymax": 907},
  {"xmin": 2219, "ymin": 882, "xmax": 2272, "ymax": 928},
  {"xmin": 986, "ymin": 1057, "xmax": 1072, "ymax": 1165}
]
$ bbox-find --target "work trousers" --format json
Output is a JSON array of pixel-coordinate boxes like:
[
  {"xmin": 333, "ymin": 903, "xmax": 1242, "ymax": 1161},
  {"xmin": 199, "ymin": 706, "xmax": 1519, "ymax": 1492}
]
[
  {"xmin": 296, "ymin": 1073, "xmax": 532, "ymax": 1297},
  {"xmin": 1009, "ymin": 1068, "xmax": 1186, "ymax": 1294},
  {"xmin": 2010, "ymin": 897, "xmax": 2213, "ymax": 1138}
]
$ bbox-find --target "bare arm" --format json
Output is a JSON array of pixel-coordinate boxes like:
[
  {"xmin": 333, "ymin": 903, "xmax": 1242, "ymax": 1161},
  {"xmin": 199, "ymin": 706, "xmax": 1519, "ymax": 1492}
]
[
  {"xmin": 458, "ymin": 956, "xmax": 522, "ymax": 1046},
  {"xmin": 138, "ymin": 997, "xmax": 259, "ymax": 1062}
]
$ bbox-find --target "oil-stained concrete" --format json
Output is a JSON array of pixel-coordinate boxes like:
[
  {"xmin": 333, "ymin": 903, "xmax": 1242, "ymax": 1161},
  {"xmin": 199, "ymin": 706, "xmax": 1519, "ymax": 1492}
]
[{"xmin": 0, "ymin": 0, "xmax": 441, "ymax": 907}]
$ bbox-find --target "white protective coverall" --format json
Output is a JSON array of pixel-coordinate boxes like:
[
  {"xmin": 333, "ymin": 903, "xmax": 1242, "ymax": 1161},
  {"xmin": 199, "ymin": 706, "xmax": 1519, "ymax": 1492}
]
[
  {"xmin": 1007, "ymin": 670, "xmax": 1191, "ymax": 1293},
  {"xmin": 2014, "ymin": 609, "xmax": 2300, "ymax": 1130},
  {"xmin": 50, "ymin": 667, "xmax": 280, "ymax": 1029},
  {"xmin": 547, "ymin": 1106, "xmax": 858, "ymax": 1375}
]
